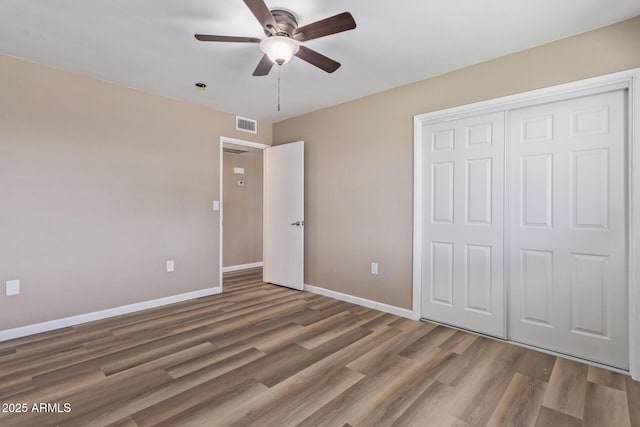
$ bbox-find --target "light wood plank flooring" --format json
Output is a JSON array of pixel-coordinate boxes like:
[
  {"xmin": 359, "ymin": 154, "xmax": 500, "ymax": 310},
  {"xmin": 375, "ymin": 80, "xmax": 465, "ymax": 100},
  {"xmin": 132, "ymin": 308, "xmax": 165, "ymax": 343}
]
[{"xmin": 0, "ymin": 268, "xmax": 637, "ymax": 426}]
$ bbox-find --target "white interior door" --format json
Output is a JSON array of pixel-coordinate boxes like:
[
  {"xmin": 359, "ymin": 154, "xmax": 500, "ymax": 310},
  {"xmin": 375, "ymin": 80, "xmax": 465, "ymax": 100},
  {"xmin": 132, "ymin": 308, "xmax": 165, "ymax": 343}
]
[
  {"xmin": 263, "ymin": 141, "xmax": 304, "ymax": 290},
  {"xmin": 508, "ymin": 90, "xmax": 628, "ymax": 369},
  {"xmin": 421, "ymin": 112, "xmax": 505, "ymax": 338}
]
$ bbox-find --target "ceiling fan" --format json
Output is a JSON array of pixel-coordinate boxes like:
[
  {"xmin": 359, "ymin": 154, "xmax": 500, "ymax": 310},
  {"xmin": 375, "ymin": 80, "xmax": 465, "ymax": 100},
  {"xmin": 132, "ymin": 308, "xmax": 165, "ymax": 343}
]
[{"xmin": 195, "ymin": 0, "xmax": 356, "ymax": 76}]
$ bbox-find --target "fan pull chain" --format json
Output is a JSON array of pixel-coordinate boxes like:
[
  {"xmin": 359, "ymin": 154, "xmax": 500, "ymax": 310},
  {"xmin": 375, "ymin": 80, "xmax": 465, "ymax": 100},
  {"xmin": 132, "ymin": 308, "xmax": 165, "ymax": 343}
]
[{"xmin": 277, "ymin": 66, "xmax": 281, "ymax": 112}]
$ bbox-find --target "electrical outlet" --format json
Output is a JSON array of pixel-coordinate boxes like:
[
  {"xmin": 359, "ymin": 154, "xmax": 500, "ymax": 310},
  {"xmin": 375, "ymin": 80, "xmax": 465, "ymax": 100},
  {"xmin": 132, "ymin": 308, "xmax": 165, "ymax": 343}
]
[
  {"xmin": 6, "ymin": 280, "xmax": 20, "ymax": 296},
  {"xmin": 166, "ymin": 260, "xmax": 175, "ymax": 273},
  {"xmin": 371, "ymin": 262, "xmax": 379, "ymax": 275}
]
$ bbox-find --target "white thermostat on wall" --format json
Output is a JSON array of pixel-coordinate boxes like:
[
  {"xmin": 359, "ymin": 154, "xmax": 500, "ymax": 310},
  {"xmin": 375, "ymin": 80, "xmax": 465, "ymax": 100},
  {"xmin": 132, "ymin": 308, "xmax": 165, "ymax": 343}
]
[
  {"xmin": 237, "ymin": 180, "xmax": 245, "ymax": 187},
  {"xmin": 234, "ymin": 167, "xmax": 245, "ymax": 175}
]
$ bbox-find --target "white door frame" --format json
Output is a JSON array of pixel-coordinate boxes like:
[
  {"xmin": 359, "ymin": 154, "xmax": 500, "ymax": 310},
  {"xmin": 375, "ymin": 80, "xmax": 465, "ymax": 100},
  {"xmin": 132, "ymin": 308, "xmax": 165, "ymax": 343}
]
[
  {"xmin": 219, "ymin": 136, "xmax": 269, "ymax": 291},
  {"xmin": 413, "ymin": 68, "xmax": 640, "ymax": 379}
]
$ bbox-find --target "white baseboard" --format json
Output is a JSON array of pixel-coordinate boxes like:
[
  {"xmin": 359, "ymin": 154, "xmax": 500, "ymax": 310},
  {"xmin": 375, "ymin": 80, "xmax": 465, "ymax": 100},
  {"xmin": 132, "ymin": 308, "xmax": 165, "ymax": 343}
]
[
  {"xmin": 222, "ymin": 262, "xmax": 263, "ymax": 273},
  {"xmin": 0, "ymin": 287, "xmax": 222, "ymax": 342},
  {"xmin": 303, "ymin": 284, "xmax": 415, "ymax": 320}
]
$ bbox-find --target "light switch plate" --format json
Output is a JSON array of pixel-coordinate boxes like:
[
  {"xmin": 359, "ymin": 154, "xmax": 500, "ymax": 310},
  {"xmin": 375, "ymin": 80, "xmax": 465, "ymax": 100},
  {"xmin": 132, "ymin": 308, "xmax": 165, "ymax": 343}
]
[
  {"xmin": 6, "ymin": 280, "xmax": 20, "ymax": 296},
  {"xmin": 371, "ymin": 262, "xmax": 379, "ymax": 275},
  {"xmin": 213, "ymin": 200, "xmax": 220, "ymax": 211},
  {"xmin": 166, "ymin": 260, "xmax": 175, "ymax": 273}
]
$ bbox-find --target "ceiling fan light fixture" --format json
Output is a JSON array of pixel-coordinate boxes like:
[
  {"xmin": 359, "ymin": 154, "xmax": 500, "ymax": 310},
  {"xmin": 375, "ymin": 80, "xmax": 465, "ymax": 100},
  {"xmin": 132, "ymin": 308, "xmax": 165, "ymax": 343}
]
[{"xmin": 260, "ymin": 36, "xmax": 299, "ymax": 66}]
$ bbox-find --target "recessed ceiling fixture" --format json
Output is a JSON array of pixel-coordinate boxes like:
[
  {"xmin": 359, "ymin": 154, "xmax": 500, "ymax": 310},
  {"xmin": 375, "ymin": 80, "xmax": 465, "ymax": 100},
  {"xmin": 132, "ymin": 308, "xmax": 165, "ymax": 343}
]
[{"xmin": 194, "ymin": 0, "xmax": 356, "ymax": 76}]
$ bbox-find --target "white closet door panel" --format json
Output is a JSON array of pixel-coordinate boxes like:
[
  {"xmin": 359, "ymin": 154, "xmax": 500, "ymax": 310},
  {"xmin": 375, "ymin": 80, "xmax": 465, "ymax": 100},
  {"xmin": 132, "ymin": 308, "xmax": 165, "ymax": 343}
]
[
  {"xmin": 432, "ymin": 242, "xmax": 454, "ymax": 305},
  {"xmin": 520, "ymin": 154, "xmax": 553, "ymax": 228},
  {"xmin": 422, "ymin": 112, "xmax": 505, "ymax": 338},
  {"xmin": 465, "ymin": 244, "xmax": 493, "ymax": 313},
  {"xmin": 520, "ymin": 249, "xmax": 554, "ymax": 327},
  {"xmin": 432, "ymin": 162, "xmax": 455, "ymax": 224},
  {"xmin": 466, "ymin": 158, "xmax": 493, "ymax": 225},
  {"xmin": 571, "ymin": 149, "xmax": 609, "ymax": 229},
  {"xmin": 570, "ymin": 253, "xmax": 609, "ymax": 337},
  {"xmin": 508, "ymin": 90, "xmax": 628, "ymax": 369}
]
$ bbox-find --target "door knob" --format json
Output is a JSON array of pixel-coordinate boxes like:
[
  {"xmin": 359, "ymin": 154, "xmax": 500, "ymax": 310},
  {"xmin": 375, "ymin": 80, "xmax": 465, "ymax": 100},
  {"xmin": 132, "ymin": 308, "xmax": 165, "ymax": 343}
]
[{"xmin": 291, "ymin": 221, "xmax": 302, "ymax": 226}]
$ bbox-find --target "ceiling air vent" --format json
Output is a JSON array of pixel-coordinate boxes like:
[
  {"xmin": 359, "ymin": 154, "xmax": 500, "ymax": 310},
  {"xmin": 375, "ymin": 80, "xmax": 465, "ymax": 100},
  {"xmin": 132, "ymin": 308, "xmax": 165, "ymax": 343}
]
[{"xmin": 236, "ymin": 116, "xmax": 257, "ymax": 134}]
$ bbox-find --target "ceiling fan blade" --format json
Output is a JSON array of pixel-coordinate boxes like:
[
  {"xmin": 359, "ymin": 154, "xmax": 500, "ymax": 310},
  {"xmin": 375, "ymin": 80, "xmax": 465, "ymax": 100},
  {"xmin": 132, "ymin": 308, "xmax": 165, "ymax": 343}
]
[
  {"xmin": 292, "ymin": 12, "xmax": 356, "ymax": 42},
  {"xmin": 253, "ymin": 54, "xmax": 274, "ymax": 76},
  {"xmin": 243, "ymin": 0, "xmax": 278, "ymax": 34},
  {"xmin": 195, "ymin": 34, "xmax": 261, "ymax": 43},
  {"xmin": 295, "ymin": 46, "xmax": 341, "ymax": 73}
]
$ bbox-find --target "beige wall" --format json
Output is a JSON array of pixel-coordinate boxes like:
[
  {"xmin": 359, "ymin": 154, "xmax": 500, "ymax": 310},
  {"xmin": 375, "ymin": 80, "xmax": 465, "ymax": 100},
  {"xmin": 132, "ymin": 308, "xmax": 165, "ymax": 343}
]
[
  {"xmin": 273, "ymin": 16, "xmax": 640, "ymax": 310},
  {"xmin": 223, "ymin": 149, "xmax": 263, "ymax": 267},
  {"xmin": 2, "ymin": 16, "xmax": 639, "ymax": 332},
  {"xmin": 0, "ymin": 54, "xmax": 271, "ymax": 331}
]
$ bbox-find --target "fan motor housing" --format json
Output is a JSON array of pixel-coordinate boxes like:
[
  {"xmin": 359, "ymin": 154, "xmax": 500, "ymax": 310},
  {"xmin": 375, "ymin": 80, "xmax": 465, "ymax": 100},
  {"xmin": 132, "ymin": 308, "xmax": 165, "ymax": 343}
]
[{"xmin": 266, "ymin": 9, "xmax": 298, "ymax": 37}]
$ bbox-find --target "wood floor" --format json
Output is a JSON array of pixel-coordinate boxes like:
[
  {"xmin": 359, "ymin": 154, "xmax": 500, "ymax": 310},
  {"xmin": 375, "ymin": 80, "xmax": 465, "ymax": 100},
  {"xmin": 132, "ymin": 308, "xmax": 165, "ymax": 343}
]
[{"xmin": 0, "ymin": 268, "xmax": 638, "ymax": 427}]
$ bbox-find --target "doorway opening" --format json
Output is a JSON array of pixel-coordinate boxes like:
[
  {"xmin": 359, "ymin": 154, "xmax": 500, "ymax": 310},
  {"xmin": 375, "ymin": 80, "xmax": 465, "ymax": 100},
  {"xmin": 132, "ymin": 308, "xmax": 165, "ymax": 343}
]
[{"xmin": 219, "ymin": 137, "xmax": 269, "ymax": 291}]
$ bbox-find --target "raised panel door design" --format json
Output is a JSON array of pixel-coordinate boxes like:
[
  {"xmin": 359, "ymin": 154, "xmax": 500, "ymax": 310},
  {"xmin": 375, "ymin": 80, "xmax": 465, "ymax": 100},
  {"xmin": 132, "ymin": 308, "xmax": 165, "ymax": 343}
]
[
  {"xmin": 520, "ymin": 115, "xmax": 553, "ymax": 143},
  {"xmin": 466, "ymin": 123, "xmax": 492, "ymax": 147},
  {"xmin": 521, "ymin": 249, "xmax": 553, "ymax": 327},
  {"xmin": 432, "ymin": 162, "xmax": 454, "ymax": 224},
  {"xmin": 508, "ymin": 90, "xmax": 627, "ymax": 369},
  {"xmin": 570, "ymin": 254, "xmax": 609, "ymax": 338},
  {"xmin": 432, "ymin": 129, "xmax": 455, "ymax": 152},
  {"xmin": 466, "ymin": 158, "xmax": 492, "ymax": 225},
  {"xmin": 432, "ymin": 242, "xmax": 454, "ymax": 305},
  {"xmin": 465, "ymin": 245, "xmax": 492, "ymax": 313},
  {"xmin": 422, "ymin": 112, "xmax": 504, "ymax": 338},
  {"xmin": 571, "ymin": 105, "xmax": 609, "ymax": 136},
  {"xmin": 571, "ymin": 149, "xmax": 608, "ymax": 229},
  {"xmin": 521, "ymin": 154, "xmax": 553, "ymax": 228}
]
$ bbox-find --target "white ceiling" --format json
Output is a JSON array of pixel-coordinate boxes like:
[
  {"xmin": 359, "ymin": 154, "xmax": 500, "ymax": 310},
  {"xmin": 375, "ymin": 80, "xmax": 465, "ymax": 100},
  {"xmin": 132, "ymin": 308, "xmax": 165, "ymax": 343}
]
[{"xmin": 0, "ymin": 1, "xmax": 639, "ymax": 122}]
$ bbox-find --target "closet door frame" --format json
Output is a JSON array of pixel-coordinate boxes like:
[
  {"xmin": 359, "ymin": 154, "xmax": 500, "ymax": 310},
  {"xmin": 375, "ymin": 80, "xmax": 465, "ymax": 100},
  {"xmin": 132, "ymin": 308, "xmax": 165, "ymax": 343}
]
[{"xmin": 412, "ymin": 68, "xmax": 640, "ymax": 380}]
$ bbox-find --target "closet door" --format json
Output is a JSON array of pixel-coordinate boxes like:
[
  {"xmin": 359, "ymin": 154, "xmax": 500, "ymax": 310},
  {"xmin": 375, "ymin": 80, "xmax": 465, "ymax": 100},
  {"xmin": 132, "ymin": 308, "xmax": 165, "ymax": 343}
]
[
  {"xmin": 421, "ymin": 112, "xmax": 505, "ymax": 338},
  {"xmin": 508, "ymin": 90, "xmax": 628, "ymax": 369}
]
